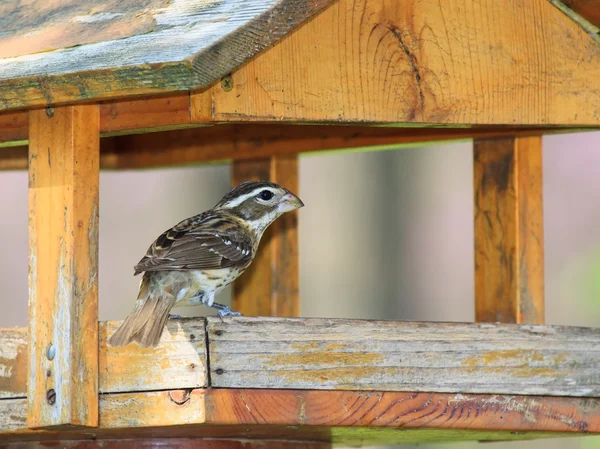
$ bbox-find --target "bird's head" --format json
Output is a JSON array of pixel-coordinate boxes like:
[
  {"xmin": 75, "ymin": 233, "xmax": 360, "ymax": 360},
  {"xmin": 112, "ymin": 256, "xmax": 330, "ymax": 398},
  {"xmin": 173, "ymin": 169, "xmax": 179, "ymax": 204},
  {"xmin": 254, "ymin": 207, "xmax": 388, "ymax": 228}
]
[{"xmin": 215, "ymin": 181, "xmax": 304, "ymax": 233}]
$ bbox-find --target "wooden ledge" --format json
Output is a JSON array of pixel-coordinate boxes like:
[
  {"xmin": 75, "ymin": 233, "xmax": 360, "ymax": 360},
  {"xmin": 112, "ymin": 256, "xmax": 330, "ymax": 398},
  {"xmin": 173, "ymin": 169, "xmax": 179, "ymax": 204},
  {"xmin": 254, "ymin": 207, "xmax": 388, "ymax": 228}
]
[
  {"xmin": 1, "ymin": 317, "xmax": 599, "ymax": 443},
  {"xmin": 1, "ymin": 389, "xmax": 598, "ymax": 444},
  {"xmin": 2, "ymin": 121, "xmax": 598, "ymax": 171}
]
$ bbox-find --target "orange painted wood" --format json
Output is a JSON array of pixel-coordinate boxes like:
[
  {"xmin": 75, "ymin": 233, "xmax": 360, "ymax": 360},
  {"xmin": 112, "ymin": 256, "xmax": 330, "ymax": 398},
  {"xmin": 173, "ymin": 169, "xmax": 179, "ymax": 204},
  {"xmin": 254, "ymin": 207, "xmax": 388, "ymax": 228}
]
[
  {"xmin": 2, "ymin": 389, "xmax": 598, "ymax": 443},
  {"xmin": 205, "ymin": 389, "xmax": 599, "ymax": 433},
  {"xmin": 191, "ymin": 0, "xmax": 600, "ymax": 125},
  {"xmin": 560, "ymin": 0, "xmax": 600, "ymax": 28},
  {"xmin": 231, "ymin": 156, "xmax": 300, "ymax": 317},
  {"xmin": 27, "ymin": 105, "xmax": 100, "ymax": 428},
  {"xmin": 474, "ymin": 137, "xmax": 544, "ymax": 324}
]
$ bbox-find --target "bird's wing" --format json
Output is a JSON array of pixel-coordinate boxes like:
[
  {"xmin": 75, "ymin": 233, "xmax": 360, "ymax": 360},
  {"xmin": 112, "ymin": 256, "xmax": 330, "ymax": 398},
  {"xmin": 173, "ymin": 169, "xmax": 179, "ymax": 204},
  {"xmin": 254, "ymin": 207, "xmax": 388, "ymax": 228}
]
[{"xmin": 133, "ymin": 213, "xmax": 253, "ymax": 274}]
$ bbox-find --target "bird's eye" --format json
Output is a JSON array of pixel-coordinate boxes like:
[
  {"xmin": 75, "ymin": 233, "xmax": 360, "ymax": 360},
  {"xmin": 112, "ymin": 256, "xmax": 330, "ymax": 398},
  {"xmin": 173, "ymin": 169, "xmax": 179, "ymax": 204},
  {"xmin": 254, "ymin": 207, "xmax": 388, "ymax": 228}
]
[{"xmin": 259, "ymin": 190, "xmax": 274, "ymax": 201}]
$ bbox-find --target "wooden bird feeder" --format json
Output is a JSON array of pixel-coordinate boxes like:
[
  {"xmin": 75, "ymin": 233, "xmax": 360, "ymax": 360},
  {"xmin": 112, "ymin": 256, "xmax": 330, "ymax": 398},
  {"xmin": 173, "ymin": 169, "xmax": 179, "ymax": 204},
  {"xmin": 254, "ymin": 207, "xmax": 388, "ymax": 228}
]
[{"xmin": 1, "ymin": 0, "xmax": 600, "ymax": 447}]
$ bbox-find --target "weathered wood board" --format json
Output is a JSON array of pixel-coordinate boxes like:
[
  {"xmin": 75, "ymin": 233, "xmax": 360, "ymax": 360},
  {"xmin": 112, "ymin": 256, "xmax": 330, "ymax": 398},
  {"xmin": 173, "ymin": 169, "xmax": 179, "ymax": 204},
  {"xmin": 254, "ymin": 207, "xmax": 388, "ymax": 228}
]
[
  {"xmin": 192, "ymin": 0, "xmax": 600, "ymax": 125},
  {"xmin": 28, "ymin": 105, "xmax": 100, "ymax": 428},
  {"xmin": 0, "ymin": 0, "xmax": 334, "ymax": 111},
  {"xmin": 208, "ymin": 317, "xmax": 600, "ymax": 396},
  {"xmin": 0, "ymin": 319, "xmax": 208, "ymax": 399},
  {"xmin": 1, "ymin": 388, "xmax": 598, "ymax": 443}
]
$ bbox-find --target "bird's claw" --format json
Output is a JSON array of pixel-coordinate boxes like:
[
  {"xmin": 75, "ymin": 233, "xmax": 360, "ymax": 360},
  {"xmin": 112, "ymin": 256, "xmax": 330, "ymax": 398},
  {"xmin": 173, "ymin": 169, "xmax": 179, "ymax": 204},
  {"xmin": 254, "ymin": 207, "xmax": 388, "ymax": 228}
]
[{"xmin": 217, "ymin": 306, "xmax": 243, "ymax": 321}]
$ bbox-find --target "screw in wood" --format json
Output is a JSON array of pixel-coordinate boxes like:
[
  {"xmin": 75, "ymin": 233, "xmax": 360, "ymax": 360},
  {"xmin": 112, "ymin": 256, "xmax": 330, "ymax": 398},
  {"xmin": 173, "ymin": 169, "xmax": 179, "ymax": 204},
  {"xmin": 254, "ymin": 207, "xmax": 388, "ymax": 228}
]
[
  {"xmin": 46, "ymin": 344, "xmax": 56, "ymax": 360},
  {"xmin": 221, "ymin": 75, "xmax": 234, "ymax": 92},
  {"xmin": 215, "ymin": 368, "xmax": 224, "ymax": 375},
  {"xmin": 46, "ymin": 389, "xmax": 56, "ymax": 405}
]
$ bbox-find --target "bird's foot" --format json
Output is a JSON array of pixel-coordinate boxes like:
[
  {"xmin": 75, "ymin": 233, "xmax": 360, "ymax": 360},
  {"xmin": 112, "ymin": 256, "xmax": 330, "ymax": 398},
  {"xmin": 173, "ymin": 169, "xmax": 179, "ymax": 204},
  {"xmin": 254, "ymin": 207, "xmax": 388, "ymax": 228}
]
[
  {"xmin": 217, "ymin": 307, "xmax": 243, "ymax": 319},
  {"xmin": 211, "ymin": 302, "xmax": 243, "ymax": 322},
  {"xmin": 168, "ymin": 313, "xmax": 181, "ymax": 319}
]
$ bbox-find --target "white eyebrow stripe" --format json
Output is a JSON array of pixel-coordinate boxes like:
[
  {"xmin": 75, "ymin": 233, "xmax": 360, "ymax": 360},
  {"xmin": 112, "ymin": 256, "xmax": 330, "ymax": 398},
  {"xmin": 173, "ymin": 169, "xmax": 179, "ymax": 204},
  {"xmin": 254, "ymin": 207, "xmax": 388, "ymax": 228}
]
[{"xmin": 222, "ymin": 187, "xmax": 277, "ymax": 208}]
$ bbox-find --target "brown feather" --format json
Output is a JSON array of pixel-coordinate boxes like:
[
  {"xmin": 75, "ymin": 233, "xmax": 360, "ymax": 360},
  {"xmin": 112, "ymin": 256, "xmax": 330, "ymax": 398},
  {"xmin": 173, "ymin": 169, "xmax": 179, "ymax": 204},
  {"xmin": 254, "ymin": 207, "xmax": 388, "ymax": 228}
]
[
  {"xmin": 108, "ymin": 275, "xmax": 176, "ymax": 348},
  {"xmin": 133, "ymin": 212, "xmax": 253, "ymax": 275}
]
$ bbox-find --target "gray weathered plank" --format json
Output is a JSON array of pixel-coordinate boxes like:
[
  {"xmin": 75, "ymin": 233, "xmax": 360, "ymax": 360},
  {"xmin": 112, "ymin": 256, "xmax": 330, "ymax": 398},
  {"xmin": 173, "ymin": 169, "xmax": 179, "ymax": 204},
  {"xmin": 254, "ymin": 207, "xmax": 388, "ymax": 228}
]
[
  {"xmin": 0, "ymin": 319, "xmax": 207, "ymax": 399},
  {"xmin": 208, "ymin": 317, "xmax": 600, "ymax": 396},
  {"xmin": 0, "ymin": 0, "xmax": 334, "ymax": 111}
]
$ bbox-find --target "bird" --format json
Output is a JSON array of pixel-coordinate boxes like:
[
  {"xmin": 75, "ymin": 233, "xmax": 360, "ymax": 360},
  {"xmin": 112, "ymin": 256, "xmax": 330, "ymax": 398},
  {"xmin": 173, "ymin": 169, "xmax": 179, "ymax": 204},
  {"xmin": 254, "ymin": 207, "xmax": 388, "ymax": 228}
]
[{"xmin": 108, "ymin": 181, "xmax": 304, "ymax": 348}]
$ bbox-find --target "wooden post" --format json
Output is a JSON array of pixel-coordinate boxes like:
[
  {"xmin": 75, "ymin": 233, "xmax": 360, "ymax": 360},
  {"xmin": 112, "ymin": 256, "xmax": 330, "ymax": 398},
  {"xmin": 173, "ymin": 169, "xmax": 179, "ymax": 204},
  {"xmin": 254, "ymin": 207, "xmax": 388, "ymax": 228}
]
[
  {"xmin": 27, "ymin": 105, "xmax": 100, "ymax": 428},
  {"xmin": 231, "ymin": 156, "xmax": 300, "ymax": 317},
  {"xmin": 473, "ymin": 136, "xmax": 544, "ymax": 324}
]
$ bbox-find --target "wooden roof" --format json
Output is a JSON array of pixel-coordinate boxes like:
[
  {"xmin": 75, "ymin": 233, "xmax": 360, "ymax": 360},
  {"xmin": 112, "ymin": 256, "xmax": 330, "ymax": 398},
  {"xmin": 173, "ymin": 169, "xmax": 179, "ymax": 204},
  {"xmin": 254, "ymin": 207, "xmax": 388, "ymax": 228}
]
[
  {"xmin": 0, "ymin": 0, "xmax": 599, "ymax": 123},
  {"xmin": 0, "ymin": 0, "xmax": 333, "ymax": 111}
]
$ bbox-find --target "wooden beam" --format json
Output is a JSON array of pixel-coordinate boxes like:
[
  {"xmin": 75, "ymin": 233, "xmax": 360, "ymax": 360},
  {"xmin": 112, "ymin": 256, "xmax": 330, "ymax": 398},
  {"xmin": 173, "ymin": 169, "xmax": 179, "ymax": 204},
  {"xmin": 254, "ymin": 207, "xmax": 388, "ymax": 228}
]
[
  {"xmin": 2, "ymin": 124, "xmax": 589, "ymax": 171},
  {"xmin": 0, "ymin": 320, "xmax": 208, "ymax": 400},
  {"xmin": 207, "ymin": 317, "xmax": 599, "ymax": 396},
  {"xmin": 0, "ymin": 0, "xmax": 334, "ymax": 112},
  {"xmin": 474, "ymin": 137, "xmax": 544, "ymax": 324},
  {"xmin": 0, "ymin": 94, "xmax": 192, "ymax": 145},
  {"xmin": 27, "ymin": 105, "xmax": 100, "ymax": 428},
  {"xmin": 1, "ymin": 388, "xmax": 598, "ymax": 443},
  {"xmin": 232, "ymin": 156, "xmax": 300, "ymax": 316},
  {"xmin": 5, "ymin": 317, "xmax": 599, "ymax": 401},
  {"xmin": 191, "ymin": 0, "xmax": 600, "ymax": 125}
]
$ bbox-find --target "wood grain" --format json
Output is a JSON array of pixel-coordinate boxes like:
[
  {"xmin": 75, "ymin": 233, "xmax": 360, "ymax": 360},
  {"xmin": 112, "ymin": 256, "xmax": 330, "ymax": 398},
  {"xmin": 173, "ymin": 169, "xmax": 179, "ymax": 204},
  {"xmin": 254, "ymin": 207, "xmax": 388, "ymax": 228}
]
[
  {"xmin": 208, "ymin": 317, "xmax": 600, "ymax": 396},
  {"xmin": 192, "ymin": 0, "xmax": 600, "ymax": 125},
  {"xmin": 1, "ymin": 388, "xmax": 598, "ymax": 443},
  {"xmin": 0, "ymin": 319, "xmax": 207, "ymax": 399},
  {"xmin": 474, "ymin": 137, "xmax": 544, "ymax": 324},
  {"xmin": 232, "ymin": 156, "xmax": 300, "ymax": 316},
  {"xmin": 27, "ymin": 105, "xmax": 100, "ymax": 428},
  {"xmin": 0, "ymin": 0, "xmax": 334, "ymax": 112},
  {"xmin": 3, "ymin": 124, "xmax": 584, "ymax": 171}
]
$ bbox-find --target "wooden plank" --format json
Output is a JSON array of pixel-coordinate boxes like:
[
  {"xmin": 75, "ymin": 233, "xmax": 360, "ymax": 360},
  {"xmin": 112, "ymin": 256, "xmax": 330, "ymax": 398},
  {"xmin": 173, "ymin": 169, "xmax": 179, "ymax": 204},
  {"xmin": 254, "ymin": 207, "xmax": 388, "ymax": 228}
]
[
  {"xmin": 0, "ymin": 94, "xmax": 192, "ymax": 146},
  {"xmin": 191, "ymin": 0, "xmax": 600, "ymax": 125},
  {"xmin": 27, "ymin": 105, "xmax": 100, "ymax": 428},
  {"xmin": 0, "ymin": 320, "xmax": 208, "ymax": 399},
  {"xmin": 231, "ymin": 156, "xmax": 300, "ymax": 316},
  {"xmin": 474, "ymin": 137, "xmax": 544, "ymax": 324},
  {"xmin": 207, "ymin": 317, "xmax": 600, "ymax": 396},
  {"xmin": 1, "ymin": 389, "xmax": 597, "ymax": 443},
  {"xmin": 0, "ymin": 0, "xmax": 334, "ymax": 112},
  {"xmin": 3, "ymin": 125, "xmax": 588, "ymax": 171}
]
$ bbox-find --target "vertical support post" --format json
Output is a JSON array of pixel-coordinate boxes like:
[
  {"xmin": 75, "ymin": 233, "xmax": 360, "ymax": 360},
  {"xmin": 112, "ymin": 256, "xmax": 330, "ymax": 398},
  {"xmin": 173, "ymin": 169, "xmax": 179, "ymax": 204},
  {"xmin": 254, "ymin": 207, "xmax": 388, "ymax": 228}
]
[
  {"xmin": 28, "ymin": 105, "xmax": 100, "ymax": 428},
  {"xmin": 473, "ymin": 136, "xmax": 544, "ymax": 324},
  {"xmin": 232, "ymin": 155, "xmax": 300, "ymax": 317}
]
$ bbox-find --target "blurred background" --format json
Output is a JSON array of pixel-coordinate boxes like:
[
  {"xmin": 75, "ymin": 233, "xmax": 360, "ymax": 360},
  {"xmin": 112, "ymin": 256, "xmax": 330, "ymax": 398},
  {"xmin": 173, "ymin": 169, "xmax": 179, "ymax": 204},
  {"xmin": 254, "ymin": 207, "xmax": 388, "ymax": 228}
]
[{"xmin": 1, "ymin": 130, "xmax": 598, "ymax": 448}]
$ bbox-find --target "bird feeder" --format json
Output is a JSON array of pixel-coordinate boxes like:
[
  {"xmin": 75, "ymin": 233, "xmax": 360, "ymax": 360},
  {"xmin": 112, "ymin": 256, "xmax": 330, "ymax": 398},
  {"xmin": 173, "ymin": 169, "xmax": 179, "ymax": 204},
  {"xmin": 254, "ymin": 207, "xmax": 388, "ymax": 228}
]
[{"xmin": 1, "ymin": 0, "xmax": 599, "ymax": 447}]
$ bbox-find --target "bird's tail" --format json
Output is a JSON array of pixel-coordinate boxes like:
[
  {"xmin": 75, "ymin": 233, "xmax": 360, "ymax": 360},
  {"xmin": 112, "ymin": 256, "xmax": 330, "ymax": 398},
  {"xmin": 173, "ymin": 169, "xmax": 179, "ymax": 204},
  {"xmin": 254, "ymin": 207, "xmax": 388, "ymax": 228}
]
[{"xmin": 108, "ymin": 276, "xmax": 176, "ymax": 348}]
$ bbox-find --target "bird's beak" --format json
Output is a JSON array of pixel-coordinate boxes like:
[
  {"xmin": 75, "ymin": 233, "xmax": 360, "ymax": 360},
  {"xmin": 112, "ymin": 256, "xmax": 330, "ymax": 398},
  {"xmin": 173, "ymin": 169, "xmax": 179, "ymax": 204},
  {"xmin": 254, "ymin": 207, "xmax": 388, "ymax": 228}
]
[{"xmin": 279, "ymin": 191, "xmax": 304, "ymax": 212}]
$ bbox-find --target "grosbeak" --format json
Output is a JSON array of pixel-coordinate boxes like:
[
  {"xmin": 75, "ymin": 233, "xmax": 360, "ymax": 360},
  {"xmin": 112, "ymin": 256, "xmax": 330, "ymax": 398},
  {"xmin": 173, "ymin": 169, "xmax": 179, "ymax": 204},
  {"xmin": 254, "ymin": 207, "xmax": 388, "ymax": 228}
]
[{"xmin": 109, "ymin": 181, "xmax": 304, "ymax": 347}]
